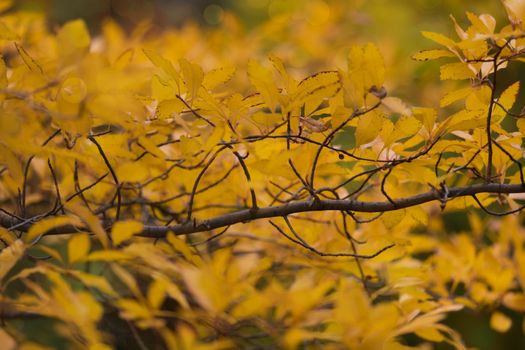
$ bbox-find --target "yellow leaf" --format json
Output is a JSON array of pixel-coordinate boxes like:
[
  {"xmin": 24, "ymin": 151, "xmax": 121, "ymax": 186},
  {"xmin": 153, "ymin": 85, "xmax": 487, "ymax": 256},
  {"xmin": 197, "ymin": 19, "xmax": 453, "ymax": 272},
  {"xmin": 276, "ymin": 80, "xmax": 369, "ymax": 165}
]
[
  {"xmin": 380, "ymin": 119, "xmax": 395, "ymax": 144},
  {"xmin": 14, "ymin": 43, "xmax": 44, "ymax": 76},
  {"xmin": 465, "ymin": 85, "xmax": 491, "ymax": 111},
  {"xmin": 143, "ymin": 49, "xmax": 181, "ymax": 85},
  {"xmin": 111, "ymin": 264, "xmax": 141, "ymax": 296},
  {"xmin": 0, "ymin": 0, "xmax": 13, "ymax": 12},
  {"xmin": 156, "ymin": 98, "xmax": 186, "ymax": 119},
  {"xmin": 412, "ymin": 107, "xmax": 437, "ymax": 132},
  {"xmin": 394, "ymin": 304, "xmax": 463, "ymax": 337},
  {"xmin": 440, "ymin": 63, "xmax": 475, "ymax": 80},
  {"xmin": 151, "ymin": 74, "xmax": 175, "ymax": 100},
  {"xmin": 25, "ymin": 216, "xmax": 77, "ymax": 243},
  {"xmin": 269, "ymin": 55, "xmax": 297, "ymax": 94},
  {"xmin": 490, "ymin": 312, "xmax": 512, "ymax": 333},
  {"xmin": 114, "ymin": 48, "xmax": 134, "ymax": 70},
  {"xmin": 0, "ymin": 240, "xmax": 25, "ymax": 280},
  {"xmin": 147, "ymin": 278, "xmax": 167, "ymax": 309},
  {"xmin": 165, "ymin": 280, "xmax": 189, "ymax": 309},
  {"xmin": 89, "ymin": 344, "xmax": 112, "ymax": 350},
  {"xmin": 517, "ymin": 118, "xmax": 525, "ymax": 135},
  {"xmin": 248, "ymin": 60, "xmax": 280, "ymax": 112},
  {"xmin": 382, "ymin": 209, "xmax": 406, "ymax": 229},
  {"xmin": 66, "ymin": 203, "xmax": 109, "ymax": 248},
  {"xmin": 0, "ymin": 21, "xmax": 18, "ymax": 41},
  {"xmin": 415, "ymin": 327, "xmax": 445, "ymax": 342},
  {"xmin": 58, "ymin": 19, "xmax": 90, "ymax": 49},
  {"xmin": 440, "ymin": 87, "xmax": 472, "ymax": 107},
  {"xmin": 111, "ymin": 220, "xmax": 144, "ymax": 245},
  {"xmin": 382, "ymin": 97, "xmax": 411, "ymax": 115},
  {"xmin": 77, "ymin": 290, "xmax": 104, "ymax": 321},
  {"xmin": 138, "ymin": 136, "xmax": 165, "ymax": 159},
  {"xmin": 385, "ymin": 115, "xmax": 421, "ymax": 144},
  {"xmin": 0, "ymin": 146, "xmax": 23, "ymax": 181},
  {"xmin": 407, "ymin": 205, "xmax": 429, "ymax": 226},
  {"xmin": 179, "ymin": 136, "xmax": 202, "ymax": 156},
  {"xmin": 59, "ymin": 77, "xmax": 88, "ymax": 104},
  {"xmin": 251, "ymin": 112, "xmax": 283, "ymax": 128},
  {"xmin": 203, "ymin": 66, "xmax": 235, "ymax": 90},
  {"xmin": 167, "ymin": 233, "xmax": 196, "ymax": 262},
  {"xmin": 293, "ymin": 71, "xmax": 341, "ymax": 116},
  {"xmin": 68, "ymin": 233, "xmax": 90, "ymax": 264},
  {"xmin": 467, "ymin": 12, "xmax": 496, "ymax": 33},
  {"xmin": 502, "ymin": 0, "xmax": 525, "ymax": 25},
  {"xmin": 356, "ymin": 110, "xmax": 383, "ymax": 146},
  {"xmin": 179, "ymin": 58, "xmax": 204, "ymax": 102},
  {"xmin": 412, "ymin": 49, "xmax": 455, "ymax": 61},
  {"xmin": 0, "ymin": 54, "xmax": 7, "ymax": 89},
  {"xmin": 422, "ymin": 31, "xmax": 456, "ymax": 49},
  {"xmin": 363, "ymin": 43, "xmax": 385, "ymax": 88},
  {"xmin": 445, "ymin": 109, "xmax": 484, "ymax": 132},
  {"xmin": 495, "ymin": 81, "xmax": 519, "ymax": 116},
  {"xmin": 57, "ymin": 19, "xmax": 90, "ymax": 61},
  {"xmin": 117, "ymin": 299, "xmax": 152, "ymax": 320},
  {"xmin": 116, "ymin": 161, "xmax": 149, "ymax": 183},
  {"xmin": 503, "ymin": 293, "xmax": 525, "ymax": 312},
  {"xmin": 71, "ymin": 271, "xmax": 118, "ymax": 297},
  {"xmin": 0, "ymin": 328, "xmax": 16, "ymax": 350},
  {"xmin": 0, "ymin": 227, "xmax": 16, "ymax": 245}
]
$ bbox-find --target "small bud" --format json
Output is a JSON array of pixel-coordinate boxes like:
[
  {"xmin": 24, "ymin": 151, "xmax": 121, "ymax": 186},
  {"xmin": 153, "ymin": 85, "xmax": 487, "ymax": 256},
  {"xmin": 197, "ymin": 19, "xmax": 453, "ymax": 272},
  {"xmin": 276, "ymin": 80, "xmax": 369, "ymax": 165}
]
[{"xmin": 369, "ymin": 85, "xmax": 387, "ymax": 99}]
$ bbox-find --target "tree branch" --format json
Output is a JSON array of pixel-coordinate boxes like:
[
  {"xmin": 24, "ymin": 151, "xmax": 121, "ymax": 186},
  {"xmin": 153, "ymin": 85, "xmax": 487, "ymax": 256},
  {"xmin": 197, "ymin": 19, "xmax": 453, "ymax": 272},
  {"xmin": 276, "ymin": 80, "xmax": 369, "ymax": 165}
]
[{"xmin": 1, "ymin": 183, "xmax": 524, "ymax": 238}]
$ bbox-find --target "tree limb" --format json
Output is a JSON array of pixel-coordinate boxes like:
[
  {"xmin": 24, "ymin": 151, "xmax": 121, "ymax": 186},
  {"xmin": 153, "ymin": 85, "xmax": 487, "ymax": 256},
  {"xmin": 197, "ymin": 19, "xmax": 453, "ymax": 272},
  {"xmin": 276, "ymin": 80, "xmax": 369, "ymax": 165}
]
[{"xmin": 1, "ymin": 183, "xmax": 524, "ymax": 238}]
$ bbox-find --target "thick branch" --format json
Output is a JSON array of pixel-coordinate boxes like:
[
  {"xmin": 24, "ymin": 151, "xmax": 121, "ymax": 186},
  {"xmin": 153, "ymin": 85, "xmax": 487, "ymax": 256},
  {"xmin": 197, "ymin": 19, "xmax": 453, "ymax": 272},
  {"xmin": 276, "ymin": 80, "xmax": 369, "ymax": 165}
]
[{"xmin": 1, "ymin": 183, "xmax": 524, "ymax": 238}]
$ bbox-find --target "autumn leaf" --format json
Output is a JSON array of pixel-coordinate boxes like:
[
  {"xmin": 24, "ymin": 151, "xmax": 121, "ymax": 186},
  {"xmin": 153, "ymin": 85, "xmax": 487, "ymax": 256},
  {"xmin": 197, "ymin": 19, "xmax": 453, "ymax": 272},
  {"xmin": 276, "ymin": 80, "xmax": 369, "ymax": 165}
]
[{"xmin": 111, "ymin": 220, "xmax": 144, "ymax": 245}]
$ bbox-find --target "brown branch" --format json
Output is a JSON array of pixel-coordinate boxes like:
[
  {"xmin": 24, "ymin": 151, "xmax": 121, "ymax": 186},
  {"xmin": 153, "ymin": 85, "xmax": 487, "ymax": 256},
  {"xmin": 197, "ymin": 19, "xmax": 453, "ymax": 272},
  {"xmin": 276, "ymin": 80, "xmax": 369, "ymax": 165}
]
[
  {"xmin": 492, "ymin": 138, "xmax": 525, "ymax": 185},
  {"xmin": 47, "ymin": 159, "xmax": 64, "ymax": 215},
  {"xmin": 187, "ymin": 146, "xmax": 228, "ymax": 222},
  {"xmin": 176, "ymin": 94, "xmax": 215, "ymax": 127},
  {"xmin": 486, "ymin": 46, "xmax": 504, "ymax": 181},
  {"xmin": 380, "ymin": 167, "xmax": 396, "ymax": 205},
  {"xmin": 471, "ymin": 194, "xmax": 525, "ymax": 216},
  {"xmin": 2, "ymin": 183, "xmax": 524, "ymax": 238},
  {"xmin": 20, "ymin": 129, "xmax": 62, "ymax": 216},
  {"xmin": 270, "ymin": 219, "xmax": 394, "ymax": 259},
  {"xmin": 309, "ymin": 102, "xmax": 381, "ymax": 189},
  {"xmin": 232, "ymin": 150, "xmax": 258, "ymax": 209},
  {"xmin": 88, "ymin": 136, "xmax": 122, "ymax": 221}
]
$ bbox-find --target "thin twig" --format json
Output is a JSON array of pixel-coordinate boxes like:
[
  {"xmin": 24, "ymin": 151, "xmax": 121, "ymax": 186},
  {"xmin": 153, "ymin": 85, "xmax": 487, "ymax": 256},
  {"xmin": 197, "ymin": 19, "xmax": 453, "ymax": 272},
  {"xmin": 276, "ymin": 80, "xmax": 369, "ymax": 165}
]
[{"xmin": 88, "ymin": 136, "xmax": 122, "ymax": 221}]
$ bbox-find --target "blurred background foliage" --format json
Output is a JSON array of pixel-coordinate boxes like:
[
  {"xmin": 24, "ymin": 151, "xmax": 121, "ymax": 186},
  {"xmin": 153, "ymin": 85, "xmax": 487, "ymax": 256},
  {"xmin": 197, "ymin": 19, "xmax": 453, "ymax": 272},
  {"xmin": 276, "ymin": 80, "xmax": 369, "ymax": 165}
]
[
  {"xmin": 9, "ymin": 0, "xmax": 521, "ymax": 108},
  {"xmin": 3, "ymin": 0, "xmax": 524, "ymax": 349}
]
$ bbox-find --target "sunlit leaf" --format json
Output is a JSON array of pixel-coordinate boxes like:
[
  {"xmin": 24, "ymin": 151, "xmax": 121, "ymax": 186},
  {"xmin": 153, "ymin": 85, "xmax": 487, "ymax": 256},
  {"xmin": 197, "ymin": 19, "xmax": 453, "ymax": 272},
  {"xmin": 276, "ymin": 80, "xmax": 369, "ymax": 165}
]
[
  {"xmin": 356, "ymin": 110, "xmax": 383, "ymax": 146},
  {"xmin": 412, "ymin": 49, "xmax": 455, "ymax": 61},
  {"xmin": 25, "ymin": 216, "xmax": 77, "ymax": 243},
  {"xmin": 179, "ymin": 58, "xmax": 204, "ymax": 102},
  {"xmin": 421, "ymin": 31, "xmax": 456, "ymax": 49},
  {"xmin": 203, "ymin": 66, "xmax": 235, "ymax": 90},
  {"xmin": 248, "ymin": 59, "xmax": 280, "ymax": 112},
  {"xmin": 440, "ymin": 63, "xmax": 475, "ymax": 80},
  {"xmin": 156, "ymin": 98, "xmax": 186, "ymax": 119},
  {"xmin": 440, "ymin": 87, "xmax": 472, "ymax": 107},
  {"xmin": 0, "ymin": 240, "xmax": 25, "ymax": 280},
  {"xmin": 116, "ymin": 161, "xmax": 149, "ymax": 183},
  {"xmin": 490, "ymin": 312, "xmax": 512, "ymax": 333},
  {"xmin": 111, "ymin": 220, "xmax": 144, "ymax": 245}
]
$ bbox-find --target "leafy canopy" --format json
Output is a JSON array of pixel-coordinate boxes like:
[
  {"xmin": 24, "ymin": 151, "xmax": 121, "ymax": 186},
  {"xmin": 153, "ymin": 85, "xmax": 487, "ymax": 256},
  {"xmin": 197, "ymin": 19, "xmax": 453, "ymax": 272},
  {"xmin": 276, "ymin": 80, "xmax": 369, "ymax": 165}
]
[{"xmin": 1, "ymin": 0, "xmax": 525, "ymax": 349}]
